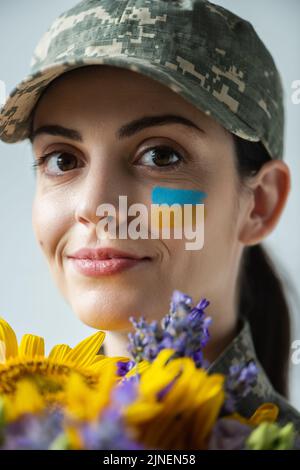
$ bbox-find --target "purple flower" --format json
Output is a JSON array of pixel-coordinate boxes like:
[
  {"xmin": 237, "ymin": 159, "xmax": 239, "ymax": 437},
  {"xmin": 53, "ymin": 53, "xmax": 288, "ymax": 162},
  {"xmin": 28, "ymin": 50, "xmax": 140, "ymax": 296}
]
[
  {"xmin": 111, "ymin": 376, "xmax": 138, "ymax": 406},
  {"xmin": 116, "ymin": 360, "xmax": 136, "ymax": 377},
  {"xmin": 127, "ymin": 316, "xmax": 165, "ymax": 363},
  {"xmin": 156, "ymin": 373, "xmax": 180, "ymax": 401},
  {"xmin": 73, "ymin": 377, "xmax": 143, "ymax": 450},
  {"xmin": 0, "ymin": 409, "xmax": 63, "ymax": 450},
  {"xmin": 79, "ymin": 407, "xmax": 142, "ymax": 450},
  {"xmin": 127, "ymin": 290, "xmax": 212, "ymax": 369},
  {"xmin": 169, "ymin": 290, "xmax": 193, "ymax": 314},
  {"xmin": 222, "ymin": 361, "xmax": 258, "ymax": 414},
  {"xmin": 208, "ymin": 418, "xmax": 253, "ymax": 450}
]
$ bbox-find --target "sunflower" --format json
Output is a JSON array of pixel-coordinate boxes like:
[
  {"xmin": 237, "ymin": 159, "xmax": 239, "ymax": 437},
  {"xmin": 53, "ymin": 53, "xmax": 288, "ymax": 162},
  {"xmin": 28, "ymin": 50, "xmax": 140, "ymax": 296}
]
[
  {"xmin": 0, "ymin": 317, "xmax": 130, "ymax": 421},
  {"xmin": 122, "ymin": 348, "xmax": 225, "ymax": 450}
]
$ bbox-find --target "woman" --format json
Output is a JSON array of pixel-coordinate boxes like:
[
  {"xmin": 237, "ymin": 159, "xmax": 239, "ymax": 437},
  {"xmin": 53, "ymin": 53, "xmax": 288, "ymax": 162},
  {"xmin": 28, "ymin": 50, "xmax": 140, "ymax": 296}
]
[{"xmin": 1, "ymin": 0, "xmax": 299, "ymax": 431}]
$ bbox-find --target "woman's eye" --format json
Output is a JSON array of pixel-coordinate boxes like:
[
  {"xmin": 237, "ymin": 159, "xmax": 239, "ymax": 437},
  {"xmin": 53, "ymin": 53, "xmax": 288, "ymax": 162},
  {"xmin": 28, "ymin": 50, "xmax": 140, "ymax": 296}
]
[
  {"xmin": 33, "ymin": 152, "xmax": 81, "ymax": 176},
  {"xmin": 136, "ymin": 146, "xmax": 184, "ymax": 169}
]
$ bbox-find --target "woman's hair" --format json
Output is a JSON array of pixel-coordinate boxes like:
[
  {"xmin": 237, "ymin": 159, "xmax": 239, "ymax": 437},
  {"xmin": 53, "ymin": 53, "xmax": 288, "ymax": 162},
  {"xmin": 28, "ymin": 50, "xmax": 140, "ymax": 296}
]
[{"xmin": 233, "ymin": 135, "xmax": 291, "ymax": 397}]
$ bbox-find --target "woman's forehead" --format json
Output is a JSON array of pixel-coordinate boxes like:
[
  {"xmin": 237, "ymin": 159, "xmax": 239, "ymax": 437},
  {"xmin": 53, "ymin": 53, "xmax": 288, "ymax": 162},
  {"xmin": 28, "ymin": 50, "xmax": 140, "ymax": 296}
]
[
  {"xmin": 36, "ymin": 64, "xmax": 190, "ymax": 107},
  {"xmin": 32, "ymin": 65, "xmax": 224, "ymax": 135}
]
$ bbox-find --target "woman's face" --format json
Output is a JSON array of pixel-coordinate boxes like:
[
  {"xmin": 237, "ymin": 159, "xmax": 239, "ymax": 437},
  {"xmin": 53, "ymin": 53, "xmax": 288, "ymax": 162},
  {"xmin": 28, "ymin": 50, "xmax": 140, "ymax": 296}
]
[{"xmin": 31, "ymin": 65, "xmax": 249, "ymax": 338}]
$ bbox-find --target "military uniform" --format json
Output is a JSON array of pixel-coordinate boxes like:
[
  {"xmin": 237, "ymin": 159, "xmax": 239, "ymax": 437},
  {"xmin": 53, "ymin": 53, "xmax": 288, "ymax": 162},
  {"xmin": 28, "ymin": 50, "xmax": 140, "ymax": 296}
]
[{"xmin": 208, "ymin": 317, "xmax": 300, "ymax": 434}]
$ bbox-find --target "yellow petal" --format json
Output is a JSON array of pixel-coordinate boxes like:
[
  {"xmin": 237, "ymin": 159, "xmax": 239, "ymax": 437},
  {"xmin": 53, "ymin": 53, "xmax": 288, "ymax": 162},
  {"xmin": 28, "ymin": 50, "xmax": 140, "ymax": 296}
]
[
  {"xmin": 64, "ymin": 373, "xmax": 94, "ymax": 420},
  {"xmin": 19, "ymin": 334, "xmax": 45, "ymax": 358},
  {"xmin": 0, "ymin": 317, "xmax": 18, "ymax": 359},
  {"xmin": 90, "ymin": 355, "xmax": 130, "ymax": 366},
  {"xmin": 0, "ymin": 340, "xmax": 6, "ymax": 363},
  {"xmin": 95, "ymin": 361, "xmax": 118, "ymax": 403},
  {"xmin": 140, "ymin": 368, "xmax": 178, "ymax": 400},
  {"xmin": 195, "ymin": 374, "xmax": 225, "ymax": 406},
  {"xmin": 155, "ymin": 359, "xmax": 198, "ymax": 411},
  {"xmin": 138, "ymin": 355, "xmax": 184, "ymax": 400},
  {"xmin": 227, "ymin": 402, "xmax": 279, "ymax": 427},
  {"xmin": 89, "ymin": 354, "xmax": 109, "ymax": 365},
  {"xmin": 48, "ymin": 344, "xmax": 72, "ymax": 361},
  {"xmin": 124, "ymin": 401, "xmax": 163, "ymax": 423},
  {"xmin": 225, "ymin": 412, "xmax": 248, "ymax": 425},
  {"xmin": 90, "ymin": 356, "xmax": 124, "ymax": 374},
  {"xmin": 65, "ymin": 331, "xmax": 105, "ymax": 367},
  {"xmin": 64, "ymin": 366, "xmax": 116, "ymax": 421},
  {"xmin": 151, "ymin": 348, "xmax": 176, "ymax": 369},
  {"xmin": 193, "ymin": 385, "xmax": 225, "ymax": 445},
  {"xmin": 249, "ymin": 403, "xmax": 279, "ymax": 426},
  {"xmin": 65, "ymin": 425, "xmax": 83, "ymax": 450}
]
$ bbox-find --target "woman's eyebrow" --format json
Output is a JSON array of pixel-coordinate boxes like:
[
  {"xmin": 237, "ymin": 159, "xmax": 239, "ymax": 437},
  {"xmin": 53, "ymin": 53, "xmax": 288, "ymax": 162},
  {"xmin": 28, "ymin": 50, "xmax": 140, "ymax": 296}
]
[
  {"xmin": 30, "ymin": 125, "xmax": 82, "ymax": 143},
  {"xmin": 30, "ymin": 114, "xmax": 205, "ymax": 143},
  {"xmin": 117, "ymin": 114, "xmax": 205, "ymax": 139}
]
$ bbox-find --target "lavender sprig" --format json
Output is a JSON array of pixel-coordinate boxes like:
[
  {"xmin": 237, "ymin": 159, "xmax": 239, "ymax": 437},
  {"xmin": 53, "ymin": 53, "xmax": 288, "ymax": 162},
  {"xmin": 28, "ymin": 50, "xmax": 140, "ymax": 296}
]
[
  {"xmin": 222, "ymin": 360, "xmax": 258, "ymax": 414},
  {"xmin": 127, "ymin": 290, "xmax": 212, "ymax": 368},
  {"xmin": 79, "ymin": 376, "xmax": 143, "ymax": 450},
  {"xmin": 0, "ymin": 409, "xmax": 63, "ymax": 450},
  {"xmin": 116, "ymin": 360, "xmax": 136, "ymax": 377}
]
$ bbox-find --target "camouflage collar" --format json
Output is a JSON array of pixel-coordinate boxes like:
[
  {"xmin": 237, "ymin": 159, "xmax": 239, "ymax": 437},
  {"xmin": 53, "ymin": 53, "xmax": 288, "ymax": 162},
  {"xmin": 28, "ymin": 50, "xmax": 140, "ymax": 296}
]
[
  {"xmin": 207, "ymin": 316, "xmax": 276, "ymax": 415},
  {"xmin": 207, "ymin": 317, "xmax": 300, "ymax": 433}
]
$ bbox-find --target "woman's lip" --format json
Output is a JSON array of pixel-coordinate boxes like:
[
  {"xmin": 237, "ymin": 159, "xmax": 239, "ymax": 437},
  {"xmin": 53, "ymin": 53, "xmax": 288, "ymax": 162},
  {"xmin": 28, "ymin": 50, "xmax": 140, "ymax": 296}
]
[
  {"xmin": 68, "ymin": 247, "xmax": 148, "ymax": 260},
  {"xmin": 68, "ymin": 257, "xmax": 151, "ymax": 277}
]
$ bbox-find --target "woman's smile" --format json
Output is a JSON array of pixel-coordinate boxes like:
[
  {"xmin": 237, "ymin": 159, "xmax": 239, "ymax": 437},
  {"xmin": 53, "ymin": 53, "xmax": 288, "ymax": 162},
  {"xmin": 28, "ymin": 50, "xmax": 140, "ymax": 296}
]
[
  {"xmin": 68, "ymin": 256, "xmax": 152, "ymax": 277},
  {"xmin": 67, "ymin": 246, "xmax": 152, "ymax": 277}
]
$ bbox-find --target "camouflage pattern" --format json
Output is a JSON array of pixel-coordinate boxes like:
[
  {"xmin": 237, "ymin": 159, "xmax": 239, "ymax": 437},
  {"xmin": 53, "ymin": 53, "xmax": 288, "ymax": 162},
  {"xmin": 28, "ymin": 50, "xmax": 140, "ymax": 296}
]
[
  {"xmin": 0, "ymin": 0, "xmax": 284, "ymax": 159},
  {"xmin": 208, "ymin": 317, "xmax": 300, "ymax": 434}
]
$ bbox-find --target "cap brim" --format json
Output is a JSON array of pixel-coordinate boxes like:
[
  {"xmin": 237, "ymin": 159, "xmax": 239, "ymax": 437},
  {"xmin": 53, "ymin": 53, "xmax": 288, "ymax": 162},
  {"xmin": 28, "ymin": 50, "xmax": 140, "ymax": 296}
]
[{"xmin": 0, "ymin": 56, "xmax": 260, "ymax": 145}]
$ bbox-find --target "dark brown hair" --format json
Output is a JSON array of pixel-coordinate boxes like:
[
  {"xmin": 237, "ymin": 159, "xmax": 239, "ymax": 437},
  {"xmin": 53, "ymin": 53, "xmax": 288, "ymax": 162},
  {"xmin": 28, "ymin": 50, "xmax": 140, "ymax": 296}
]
[{"xmin": 233, "ymin": 135, "xmax": 291, "ymax": 397}]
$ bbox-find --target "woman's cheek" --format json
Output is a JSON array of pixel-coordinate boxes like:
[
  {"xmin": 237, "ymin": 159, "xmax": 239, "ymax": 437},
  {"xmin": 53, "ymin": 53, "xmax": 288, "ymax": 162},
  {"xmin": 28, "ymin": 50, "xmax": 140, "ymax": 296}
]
[{"xmin": 32, "ymin": 192, "xmax": 70, "ymax": 261}]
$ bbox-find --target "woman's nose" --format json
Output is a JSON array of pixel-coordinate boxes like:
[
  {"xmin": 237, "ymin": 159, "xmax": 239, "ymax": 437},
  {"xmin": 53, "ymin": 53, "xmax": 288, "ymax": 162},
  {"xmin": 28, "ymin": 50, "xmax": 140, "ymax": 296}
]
[{"xmin": 73, "ymin": 160, "xmax": 131, "ymax": 229}]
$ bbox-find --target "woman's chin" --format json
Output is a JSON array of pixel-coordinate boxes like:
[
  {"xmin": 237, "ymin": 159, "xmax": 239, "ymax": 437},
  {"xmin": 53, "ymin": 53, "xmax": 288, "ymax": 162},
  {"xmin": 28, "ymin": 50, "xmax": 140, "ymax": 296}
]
[
  {"xmin": 76, "ymin": 312, "xmax": 134, "ymax": 331},
  {"xmin": 68, "ymin": 289, "xmax": 156, "ymax": 331}
]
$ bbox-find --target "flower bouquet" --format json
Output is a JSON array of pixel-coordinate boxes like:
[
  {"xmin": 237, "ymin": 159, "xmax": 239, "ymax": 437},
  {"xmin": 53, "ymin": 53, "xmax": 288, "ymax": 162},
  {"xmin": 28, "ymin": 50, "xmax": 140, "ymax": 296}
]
[{"xmin": 0, "ymin": 290, "xmax": 298, "ymax": 450}]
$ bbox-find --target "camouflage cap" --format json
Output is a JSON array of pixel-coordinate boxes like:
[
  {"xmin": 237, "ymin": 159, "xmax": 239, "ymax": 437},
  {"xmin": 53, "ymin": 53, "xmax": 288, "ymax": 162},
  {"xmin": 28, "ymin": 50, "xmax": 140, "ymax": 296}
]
[{"xmin": 0, "ymin": 0, "xmax": 284, "ymax": 159}]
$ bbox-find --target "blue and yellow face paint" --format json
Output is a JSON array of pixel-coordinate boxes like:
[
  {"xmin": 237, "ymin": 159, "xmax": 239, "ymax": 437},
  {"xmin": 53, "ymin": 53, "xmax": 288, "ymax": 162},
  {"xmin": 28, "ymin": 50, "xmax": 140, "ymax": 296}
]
[
  {"xmin": 150, "ymin": 186, "xmax": 207, "ymax": 250},
  {"xmin": 151, "ymin": 186, "xmax": 207, "ymax": 206}
]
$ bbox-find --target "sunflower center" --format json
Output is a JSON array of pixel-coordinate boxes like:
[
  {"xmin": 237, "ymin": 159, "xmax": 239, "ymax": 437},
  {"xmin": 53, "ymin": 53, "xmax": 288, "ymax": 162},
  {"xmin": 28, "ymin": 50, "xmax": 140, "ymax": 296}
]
[{"xmin": 0, "ymin": 358, "xmax": 98, "ymax": 395}]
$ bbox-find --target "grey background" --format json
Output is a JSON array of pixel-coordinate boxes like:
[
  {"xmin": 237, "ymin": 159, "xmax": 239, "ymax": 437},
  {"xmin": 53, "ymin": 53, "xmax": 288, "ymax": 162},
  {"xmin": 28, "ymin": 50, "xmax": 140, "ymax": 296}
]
[{"xmin": 0, "ymin": 1, "xmax": 299, "ymax": 408}]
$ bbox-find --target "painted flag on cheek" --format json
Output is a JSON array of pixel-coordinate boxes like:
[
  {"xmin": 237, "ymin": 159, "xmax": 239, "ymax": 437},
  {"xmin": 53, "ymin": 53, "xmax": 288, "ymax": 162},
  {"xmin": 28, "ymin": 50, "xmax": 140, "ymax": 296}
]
[{"xmin": 150, "ymin": 186, "xmax": 207, "ymax": 236}]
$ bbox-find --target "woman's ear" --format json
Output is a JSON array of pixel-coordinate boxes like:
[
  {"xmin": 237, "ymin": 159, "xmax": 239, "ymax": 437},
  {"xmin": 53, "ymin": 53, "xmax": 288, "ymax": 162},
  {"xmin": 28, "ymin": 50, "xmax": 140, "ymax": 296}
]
[{"xmin": 238, "ymin": 159, "xmax": 291, "ymax": 246}]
